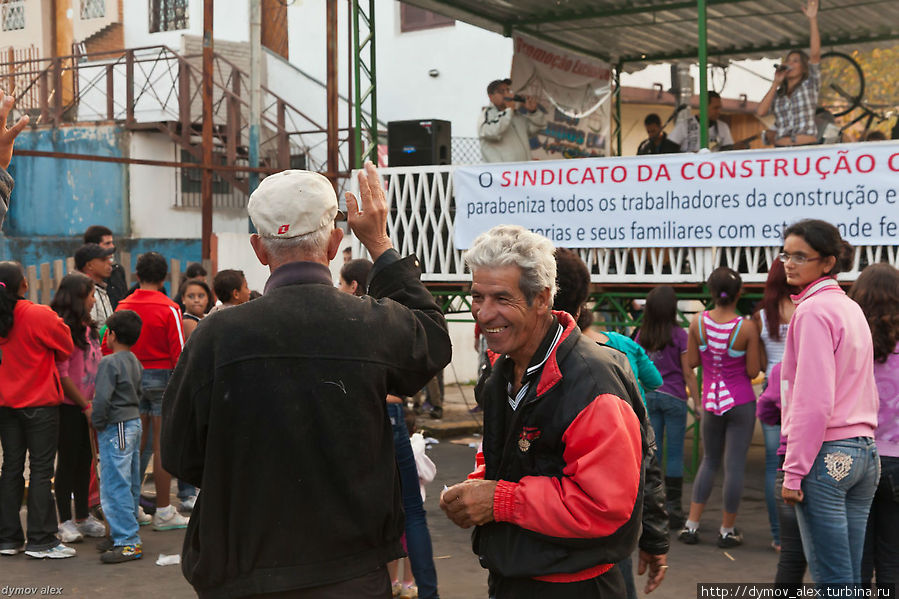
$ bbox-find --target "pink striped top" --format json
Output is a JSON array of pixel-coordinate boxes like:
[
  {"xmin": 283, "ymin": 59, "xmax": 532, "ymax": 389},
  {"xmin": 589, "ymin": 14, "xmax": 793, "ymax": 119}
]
[{"xmin": 698, "ymin": 312, "xmax": 756, "ymax": 415}]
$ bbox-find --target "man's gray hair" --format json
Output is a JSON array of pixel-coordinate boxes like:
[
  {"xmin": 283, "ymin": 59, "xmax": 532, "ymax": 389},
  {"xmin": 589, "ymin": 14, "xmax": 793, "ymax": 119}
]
[
  {"xmin": 465, "ymin": 225, "xmax": 557, "ymax": 305},
  {"xmin": 259, "ymin": 223, "xmax": 332, "ymax": 261}
]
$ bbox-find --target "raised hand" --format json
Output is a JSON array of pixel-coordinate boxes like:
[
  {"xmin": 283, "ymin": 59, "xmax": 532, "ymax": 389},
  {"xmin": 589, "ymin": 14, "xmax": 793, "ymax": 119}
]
[
  {"xmin": 801, "ymin": 0, "xmax": 818, "ymax": 19},
  {"xmin": 0, "ymin": 90, "xmax": 29, "ymax": 170},
  {"xmin": 344, "ymin": 161, "xmax": 393, "ymax": 262}
]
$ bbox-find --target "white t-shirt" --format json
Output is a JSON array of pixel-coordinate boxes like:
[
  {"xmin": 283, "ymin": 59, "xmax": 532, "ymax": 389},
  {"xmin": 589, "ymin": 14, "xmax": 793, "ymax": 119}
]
[{"xmin": 669, "ymin": 116, "xmax": 734, "ymax": 152}]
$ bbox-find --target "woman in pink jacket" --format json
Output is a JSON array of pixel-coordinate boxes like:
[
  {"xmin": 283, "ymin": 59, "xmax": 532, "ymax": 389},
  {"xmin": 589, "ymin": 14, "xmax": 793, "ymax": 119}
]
[{"xmin": 779, "ymin": 220, "xmax": 879, "ymax": 585}]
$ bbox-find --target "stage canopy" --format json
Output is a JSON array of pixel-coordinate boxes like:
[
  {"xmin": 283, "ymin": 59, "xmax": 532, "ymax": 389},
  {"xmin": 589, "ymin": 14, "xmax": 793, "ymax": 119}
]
[{"xmin": 400, "ymin": 0, "xmax": 899, "ymax": 71}]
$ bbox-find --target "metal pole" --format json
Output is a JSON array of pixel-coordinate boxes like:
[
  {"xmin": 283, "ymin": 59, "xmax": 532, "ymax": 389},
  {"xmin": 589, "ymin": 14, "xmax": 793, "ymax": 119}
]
[
  {"xmin": 351, "ymin": 0, "xmax": 363, "ymax": 169},
  {"xmin": 248, "ymin": 0, "xmax": 261, "ymax": 234},
  {"xmin": 249, "ymin": 0, "xmax": 261, "ymax": 193},
  {"xmin": 697, "ymin": 0, "xmax": 709, "ymax": 149},
  {"xmin": 326, "ymin": 0, "xmax": 338, "ymax": 184},
  {"xmin": 614, "ymin": 62, "xmax": 622, "ymax": 157},
  {"xmin": 367, "ymin": 0, "xmax": 377, "ymax": 165},
  {"xmin": 201, "ymin": 0, "xmax": 214, "ymax": 260},
  {"xmin": 346, "ymin": 0, "xmax": 355, "ymax": 171}
]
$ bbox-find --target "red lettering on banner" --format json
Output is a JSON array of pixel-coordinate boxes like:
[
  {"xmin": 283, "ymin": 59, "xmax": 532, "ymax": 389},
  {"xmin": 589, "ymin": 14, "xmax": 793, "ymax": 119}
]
[
  {"xmin": 501, "ymin": 172, "xmax": 511, "ymax": 187},
  {"xmin": 638, "ymin": 165, "xmax": 652, "ymax": 181},
  {"xmin": 611, "ymin": 166, "xmax": 627, "ymax": 183},
  {"xmin": 856, "ymin": 154, "xmax": 875, "ymax": 173},
  {"xmin": 681, "ymin": 162, "xmax": 695, "ymax": 180},
  {"xmin": 774, "ymin": 159, "xmax": 787, "ymax": 177},
  {"xmin": 656, "ymin": 164, "xmax": 671, "ymax": 181},
  {"xmin": 523, "ymin": 170, "xmax": 536, "ymax": 186},
  {"xmin": 697, "ymin": 162, "xmax": 715, "ymax": 180},
  {"xmin": 889, "ymin": 153, "xmax": 899, "ymax": 172},
  {"xmin": 581, "ymin": 168, "xmax": 596, "ymax": 184}
]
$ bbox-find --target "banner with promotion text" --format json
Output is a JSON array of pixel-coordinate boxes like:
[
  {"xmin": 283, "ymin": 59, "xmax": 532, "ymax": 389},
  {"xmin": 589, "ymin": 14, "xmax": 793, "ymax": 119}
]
[
  {"xmin": 510, "ymin": 34, "xmax": 611, "ymax": 160},
  {"xmin": 453, "ymin": 142, "xmax": 899, "ymax": 249}
]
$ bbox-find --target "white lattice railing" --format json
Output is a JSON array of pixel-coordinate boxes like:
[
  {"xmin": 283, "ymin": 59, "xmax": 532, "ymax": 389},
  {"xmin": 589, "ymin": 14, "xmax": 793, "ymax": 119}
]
[{"xmin": 350, "ymin": 165, "xmax": 899, "ymax": 284}]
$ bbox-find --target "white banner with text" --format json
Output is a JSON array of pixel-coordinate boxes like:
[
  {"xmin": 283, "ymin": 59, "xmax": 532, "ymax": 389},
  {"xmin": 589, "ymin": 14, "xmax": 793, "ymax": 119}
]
[{"xmin": 453, "ymin": 142, "xmax": 899, "ymax": 249}]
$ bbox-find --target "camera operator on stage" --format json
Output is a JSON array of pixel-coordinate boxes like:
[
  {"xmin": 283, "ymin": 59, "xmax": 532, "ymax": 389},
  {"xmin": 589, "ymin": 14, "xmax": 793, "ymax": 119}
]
[
  {"xmin": 478, "ymin": 79, "xmax": 547, "ymax": 163},
  {"xmin": 756, "ymin": 0, "xmax": 820, "ymax": 147}
]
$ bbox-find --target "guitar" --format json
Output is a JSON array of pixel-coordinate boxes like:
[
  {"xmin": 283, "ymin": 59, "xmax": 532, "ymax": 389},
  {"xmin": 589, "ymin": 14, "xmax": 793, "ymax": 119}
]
[{"xmin": 712, "ymin": 134, "xmax": 761, "ymax": 152}]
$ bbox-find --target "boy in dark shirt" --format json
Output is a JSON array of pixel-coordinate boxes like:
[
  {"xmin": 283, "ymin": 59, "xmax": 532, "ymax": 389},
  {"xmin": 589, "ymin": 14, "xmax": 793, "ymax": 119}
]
[{"xmin": 92, "ymin": 310, "xmax": 144, "ymax": 563}]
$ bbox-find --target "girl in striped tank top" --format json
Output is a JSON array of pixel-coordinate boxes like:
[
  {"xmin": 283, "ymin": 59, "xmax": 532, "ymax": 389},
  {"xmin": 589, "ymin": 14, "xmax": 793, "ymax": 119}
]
[{"xmin": 680, "ymin": 267, "xmax": 761, "ymax": 548}]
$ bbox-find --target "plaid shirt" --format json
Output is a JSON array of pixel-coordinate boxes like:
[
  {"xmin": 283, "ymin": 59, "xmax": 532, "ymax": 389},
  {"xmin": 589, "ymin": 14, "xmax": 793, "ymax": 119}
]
[{"xmin": 773, "ymin": 62, "xmax": 820, "ymax": 139}]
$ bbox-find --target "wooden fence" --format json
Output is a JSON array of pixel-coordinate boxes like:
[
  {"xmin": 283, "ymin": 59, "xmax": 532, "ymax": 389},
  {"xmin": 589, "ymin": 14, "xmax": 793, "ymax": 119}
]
[{"xmin": 23, "ymin": 253, "xmax": 212, "ymax": 305}]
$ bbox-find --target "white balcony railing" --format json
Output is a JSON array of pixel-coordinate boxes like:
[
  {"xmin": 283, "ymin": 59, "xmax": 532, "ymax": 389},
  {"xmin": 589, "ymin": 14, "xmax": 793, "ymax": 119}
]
[{"xmin": 351, "ymin": 164, "xmax": 899, "ymax": 284}]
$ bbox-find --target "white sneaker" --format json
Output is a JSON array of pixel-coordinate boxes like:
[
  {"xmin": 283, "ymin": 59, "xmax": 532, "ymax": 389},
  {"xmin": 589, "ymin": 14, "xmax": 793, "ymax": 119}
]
[
  {"xmin": 152, "ymin": 505, "xmax": 189, "ymax": 531},
  {"xmin": 76, "ymin": 515, "xmax": 106, "ymax": 538},
  {"xmin": 25, "ymin": 543, "xmax": 77, "ymax": 559},
  {"xmin": 0, "ymin": 545, "xmax": 24, "ymax": 556},
  {"xmin": 58, "ymin": 520, "xmax": 84, "ymax": 543},
  {"xmin": 137, "ymin": 506, "xmax": 152, "ymax": 526},
  {"xmin": 180, "ymin": 495, "xmax": 197, "ymax": 512}
]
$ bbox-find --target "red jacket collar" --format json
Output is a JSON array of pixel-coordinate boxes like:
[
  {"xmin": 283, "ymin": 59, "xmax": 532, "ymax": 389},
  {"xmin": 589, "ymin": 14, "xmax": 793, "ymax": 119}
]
[{"xmin": 534, "ymin": 310, "xmax": 578, "ymax": 397}]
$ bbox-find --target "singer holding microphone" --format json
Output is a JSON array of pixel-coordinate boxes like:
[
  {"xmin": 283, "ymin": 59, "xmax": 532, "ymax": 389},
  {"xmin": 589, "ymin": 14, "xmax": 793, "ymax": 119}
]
[
  {"xmin": 478, "ymin": 78, "xmax": 547, "ymax": 163},
  {"xmin": 756, "ymin": 0, "xmax": 821, "ymax": 147}
]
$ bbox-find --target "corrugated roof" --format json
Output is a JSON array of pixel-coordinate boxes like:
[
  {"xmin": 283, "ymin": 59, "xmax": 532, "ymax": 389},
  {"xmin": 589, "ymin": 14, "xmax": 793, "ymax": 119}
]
[{"xmin": 403, "ymin": 0, "xmax": 899, "ymax": 71}]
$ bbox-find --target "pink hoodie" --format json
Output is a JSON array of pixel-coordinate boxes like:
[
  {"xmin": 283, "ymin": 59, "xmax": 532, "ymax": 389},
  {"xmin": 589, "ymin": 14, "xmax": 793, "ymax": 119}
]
[{"xmin": 780, "ymin": 277, "xmax": 878, "ymax": 490}]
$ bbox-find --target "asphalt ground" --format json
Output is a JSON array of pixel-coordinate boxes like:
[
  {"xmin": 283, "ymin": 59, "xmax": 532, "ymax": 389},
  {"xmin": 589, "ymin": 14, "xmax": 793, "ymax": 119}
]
[{"xmin": 0, "ymin": 385, "xmax": 789, "ymax": 598}]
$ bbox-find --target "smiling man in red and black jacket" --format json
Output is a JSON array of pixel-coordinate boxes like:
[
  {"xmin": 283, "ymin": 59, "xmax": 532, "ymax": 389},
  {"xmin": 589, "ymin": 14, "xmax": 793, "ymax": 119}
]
[{"xmin": 440, "ymin": 225, "xmax": 646, "ymax": 599}]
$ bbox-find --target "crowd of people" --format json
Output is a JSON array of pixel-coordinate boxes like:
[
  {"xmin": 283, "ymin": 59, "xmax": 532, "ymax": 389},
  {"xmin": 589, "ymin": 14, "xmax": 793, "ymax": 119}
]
[{"xmin": 1, "ymin": 46, "xmax": 898, "ymax": 598}]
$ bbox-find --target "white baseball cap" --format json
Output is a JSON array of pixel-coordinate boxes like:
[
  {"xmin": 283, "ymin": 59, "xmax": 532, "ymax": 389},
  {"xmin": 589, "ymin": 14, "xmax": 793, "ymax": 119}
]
[{"xmin": 248, "ymin": 170, "xmax": 345, "ymax": 238}]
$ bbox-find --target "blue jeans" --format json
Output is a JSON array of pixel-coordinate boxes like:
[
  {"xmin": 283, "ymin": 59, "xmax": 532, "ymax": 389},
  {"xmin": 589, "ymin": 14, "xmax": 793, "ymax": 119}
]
[
  {"xmin": 795, "ymin": 437, "xmax": 879, "ymax": 584},
  {"xmin": 762, "ymin": 422, "xmax": 781, "ymax": 546},
  {"xmin": 138, "ymin": 369, "xmax": 171, "ymax": 484},
  {"xmin": 0, "ymin": 406, "xmax": 60, "ymax": 551},
  {"xmin": 646, "ymin": 391, "xmax": 687, "ymax": 478},
  {"xmin": 98, "ymin": 419, "xmax": 143, "ymax": 546},
  {"xmin": 387, "ymin": 403, "xmax": 438, "ymax": 599}
]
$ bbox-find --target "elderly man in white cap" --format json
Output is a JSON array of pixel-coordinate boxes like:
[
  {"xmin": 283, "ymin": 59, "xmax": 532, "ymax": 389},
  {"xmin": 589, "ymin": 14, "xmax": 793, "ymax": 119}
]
[{"xmin": 161, "ymin": 163, "xmax": 452, "ymax": 599}]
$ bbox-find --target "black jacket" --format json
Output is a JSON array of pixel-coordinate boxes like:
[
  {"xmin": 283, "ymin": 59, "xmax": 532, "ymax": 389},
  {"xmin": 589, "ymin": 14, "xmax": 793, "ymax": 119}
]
[
  {"xmin": 637, "ymin": 133, "xmax": 680, "ymax": 155},
  {"xmin": 161, "ymin": 252, "xmax": 452, "ymax": 599},
  {"xmin": 472, "ymin": 312, "xmax": 648, "ymax": 581},
  {"xmin": 106, "ymin": 263, "xmax": 128, "ymax": 309}
]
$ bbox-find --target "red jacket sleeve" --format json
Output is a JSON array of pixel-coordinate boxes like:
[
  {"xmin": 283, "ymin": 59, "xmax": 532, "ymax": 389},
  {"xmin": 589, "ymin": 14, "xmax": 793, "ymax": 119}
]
[
  {"xmin": 468, "ymin": 443, "xmax": 486, "ymax": 480},
  {"xmin": 38, "ymin": 306, "xmax": 74, "ymax": 361},
  {"xmin": 492, "ymin": 393, "xmax": 642, "ymax": 539}
]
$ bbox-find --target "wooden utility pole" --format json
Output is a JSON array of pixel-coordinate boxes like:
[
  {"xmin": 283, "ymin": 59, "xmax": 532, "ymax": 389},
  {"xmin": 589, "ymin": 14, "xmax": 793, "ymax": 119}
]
[{"xmin": 201, "ymin": 0, "xmax": 214, "ymax": 259}]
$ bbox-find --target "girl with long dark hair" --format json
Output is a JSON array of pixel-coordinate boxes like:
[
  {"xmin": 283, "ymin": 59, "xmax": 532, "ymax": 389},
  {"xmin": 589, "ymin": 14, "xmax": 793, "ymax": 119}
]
[
  {"xmin": 681, "ymin": 267, "xmax": 760, "ymax": 548},
  {"xmin": 780, "ymin": 219, "xmax": 879, "ymax": 583},
  {"xmin": 849, "ymin": 263, "xmax": 899, "ymax": 589},
  {"xmin": 0, "ymin": 262, "xmax": 76, "ymax": 558},
  {"xmin": 50, "ymin": 273, "xmax": 105, "ymax": 543},
  {"xmin": 636, "ymin": 285, "xmax": 699, "ymax": 528}
]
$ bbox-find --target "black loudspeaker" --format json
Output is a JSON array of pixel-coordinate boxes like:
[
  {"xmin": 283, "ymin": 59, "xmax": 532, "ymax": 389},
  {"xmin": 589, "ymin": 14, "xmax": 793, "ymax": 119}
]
[{"xmin": 387, "ymin": 119, "xmax": 451, "ymax": 166}]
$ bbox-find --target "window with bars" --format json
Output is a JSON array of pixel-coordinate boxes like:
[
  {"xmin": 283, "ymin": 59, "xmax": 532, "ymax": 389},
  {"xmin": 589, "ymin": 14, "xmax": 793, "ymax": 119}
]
[
  {"xmin": 1, "ymin": 0, "xmax": 25, "ymax": 31},
  {"xmin": 149, "ymin": 0, "xmax": 188, "ymax": 33},
  {"xmin": 80, "ymin": 0, "xmax": 105, "ymax": 19},
  {"xmin": 400, "ymin": 5, "xmax": 454, "ymax": 33}
]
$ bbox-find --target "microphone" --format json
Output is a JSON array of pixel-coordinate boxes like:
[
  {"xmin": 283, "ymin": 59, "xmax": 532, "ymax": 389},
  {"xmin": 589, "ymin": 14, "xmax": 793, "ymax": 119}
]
[
  {"xmin": 775, "ymin": 64, "xmax": 790, "ymax": 72},
  {"xmin": 506, "ymin": 94, "xmax": 527, "ymax": 102}
]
